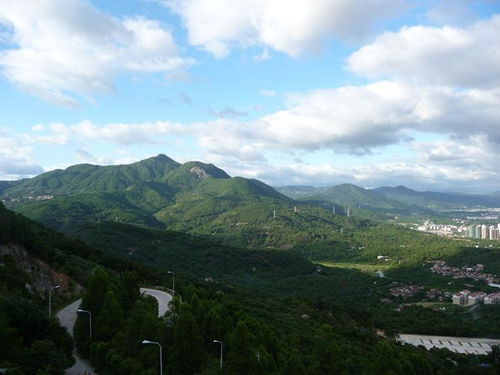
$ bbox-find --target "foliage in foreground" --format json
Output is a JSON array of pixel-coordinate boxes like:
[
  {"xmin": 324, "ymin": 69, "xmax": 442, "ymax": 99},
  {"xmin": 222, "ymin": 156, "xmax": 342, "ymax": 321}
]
[{"xmin": 71, "ymin": 267, "xmax": 500, "ymax": 375}]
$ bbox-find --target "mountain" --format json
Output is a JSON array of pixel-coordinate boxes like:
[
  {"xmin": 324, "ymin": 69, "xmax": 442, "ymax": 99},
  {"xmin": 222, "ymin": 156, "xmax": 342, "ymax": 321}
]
[
  {"xmin": 3, "ymin": 187, "xmax": 498, "ymax": 373},
  {"xmin": 1, "ymin": 154, "xmax": 180, "ymax": 205},
  {"xmin": 372, "ymin": 185, "xmax": 500, "ymax": 209},
  {"xmin": 4, "ymin": 155, "xmax": 405, "ymax": 253},
  {"xmin": 1, "ymin": 156, "xmax": 302, "ymax": 245},
  {"xmin": 273, "ymin": 185, "xmax": 318, "ymax": 199},
  {"xmin": 0, "ymin": 180, "xmax": 17, "ymax": 195},
  {"xmin": 277, "ymin": 183, "xmax": 423, "ymax": 215},
  {"xmin": 160, "ymin": 160, "xmax": 230, "ymax": 191}
]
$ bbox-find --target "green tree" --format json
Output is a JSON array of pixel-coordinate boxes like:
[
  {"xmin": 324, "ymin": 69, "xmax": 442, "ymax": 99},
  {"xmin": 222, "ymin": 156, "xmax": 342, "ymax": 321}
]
[
  {"xmin": 225, "ymin": 320, "xmax": 261, "ymax": 375},
  {"xmin": 96, "ymin": 290, "xmax": 123, "ymax": 341},
  {"xmin": 169, "ymin": 303, "xmax": 205, "ymax": 375},
  {"xmin": 369, "ymin": 341, "xmax": 403, "ymax": 375}
]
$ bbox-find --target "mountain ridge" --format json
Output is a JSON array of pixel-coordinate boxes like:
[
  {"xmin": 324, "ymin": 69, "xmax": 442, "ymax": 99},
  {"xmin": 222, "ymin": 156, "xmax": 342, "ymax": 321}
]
[
  {"xmin": 372, "ymin": 185, "xmax": 500, "ymax": 209},
  {"xmin": 1, "ymin": 154, "xmax": 180, "ymax": 202}
]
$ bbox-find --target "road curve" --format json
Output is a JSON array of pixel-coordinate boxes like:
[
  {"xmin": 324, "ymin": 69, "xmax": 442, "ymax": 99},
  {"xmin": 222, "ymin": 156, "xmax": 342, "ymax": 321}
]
[
  {"xmin": 57, "ymin": 288, "xmax": 171, "ymax": 374},
  {"xmin": 57, "ymin": 299, "xmax": 97, "ymax": 375},
  {"xmin": 140, "ymin": 288, "xmax": 173, "ymax": 317}
]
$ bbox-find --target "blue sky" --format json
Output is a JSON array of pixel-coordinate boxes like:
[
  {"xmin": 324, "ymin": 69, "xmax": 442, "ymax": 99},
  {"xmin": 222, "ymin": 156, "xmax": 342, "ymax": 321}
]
[{"xmin": 0, "ymin": 0, "xmax": 499, "ymax": 192}]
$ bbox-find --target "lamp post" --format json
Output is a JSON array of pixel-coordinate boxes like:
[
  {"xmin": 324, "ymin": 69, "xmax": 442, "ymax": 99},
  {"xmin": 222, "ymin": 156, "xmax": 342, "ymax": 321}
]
[
  {"xmin": 213, "ymin": 339, "xmax": 223, "ymax": 368},
  {"xmin": 77, "ymin": 309, "xmax": 92, "ymax": 340},
  {"xmin": 48, "ymin": 285, "xmax": 60, "ymax": 318},
  {"xmin": 142, "ymin": 340, "xmax": 162, "ymax": 375},
  {"xmin": 168, "ymin": 271, "xmax": 175, "ymax": 295}
]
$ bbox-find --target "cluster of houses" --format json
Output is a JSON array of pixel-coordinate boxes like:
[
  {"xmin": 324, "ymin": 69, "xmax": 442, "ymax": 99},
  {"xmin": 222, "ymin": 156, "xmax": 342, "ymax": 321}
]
[
  {"xmin": 1, "ymin": 195, "xmax": 54, "ymax": 205},
  {"xmin": 389, "ymin": 284, "xmax": 423, "ymax": 298},
  {"xmin": 430, "ymin": 261, "xmax": 498, "ymax": 284},
  {"xmin": 389, "ymin": 283, "xmax": 446, "ymax": 301},
  {"xmin": 452, "ymin": 290, "xmax": 500, "ymax": 306}
]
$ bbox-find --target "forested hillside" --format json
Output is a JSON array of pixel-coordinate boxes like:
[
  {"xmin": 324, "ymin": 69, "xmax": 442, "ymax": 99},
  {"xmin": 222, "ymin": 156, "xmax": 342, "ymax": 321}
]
[{"xmin": 2, "ymin": 191, "xmax": 500, "ymax": 373}]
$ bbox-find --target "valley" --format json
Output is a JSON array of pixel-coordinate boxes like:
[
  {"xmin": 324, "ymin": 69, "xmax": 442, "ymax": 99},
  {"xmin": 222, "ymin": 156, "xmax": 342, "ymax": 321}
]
[{"xmin": 1, "ymin": 155, "xmax": 500, "ymax": 374}]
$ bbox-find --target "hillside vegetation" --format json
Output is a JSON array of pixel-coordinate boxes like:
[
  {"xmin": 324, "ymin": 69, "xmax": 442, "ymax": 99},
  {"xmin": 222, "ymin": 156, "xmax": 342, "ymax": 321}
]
[{"xmin": 2, "ymin": 184, "xmax": 500, "ymax": 373}]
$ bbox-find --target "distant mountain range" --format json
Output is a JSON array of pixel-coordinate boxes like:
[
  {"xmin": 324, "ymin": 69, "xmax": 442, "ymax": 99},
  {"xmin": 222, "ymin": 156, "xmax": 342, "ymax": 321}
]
[
  {"xmin": 277, "ymin": 184, "xmax": 500, "ymax": 211},
  {"xmin": 1, "ymin": 154, "xmax": 499, "ymax": 250},
  {"xmin": 276, "ymin": 184, "xmax": 424, "ymax": 214},
  {"xmin": 1, "ymin": 155, "xmax": 316, "ymax": 248},
  {"xmin": 371, "ymin": 185, "xmax": 500, "ymax": 210}
]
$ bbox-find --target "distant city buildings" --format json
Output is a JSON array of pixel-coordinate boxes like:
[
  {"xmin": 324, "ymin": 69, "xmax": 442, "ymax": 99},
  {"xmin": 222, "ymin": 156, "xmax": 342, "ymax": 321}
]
[
  {"xmin": 430, "ymin": 261, "xmax": 498, "ymax": 284},
  {"xmin": 452, "ymin": 290, "xmax": 500, "ymax": 306},
  {"xmin": 415, "ymin": 220, "xmax": 500, "ymax": 240},
  {"xmin": 466, "ymin": 224, "xmax": 500, "ymax": 240},
  {"xmin": 389, "ymin": 284, "xmax": 423, "ymax": 298},
  {"xmin": 485, "ymin": 292, "xmax": 500, "ymax": 304},
  {"xmin": 1, "ymin": 195, "xmax": 54, "ymax": 205},
  {"xmin": 416, "ymin": 220, "xmax": 460, "ymax": 237}
]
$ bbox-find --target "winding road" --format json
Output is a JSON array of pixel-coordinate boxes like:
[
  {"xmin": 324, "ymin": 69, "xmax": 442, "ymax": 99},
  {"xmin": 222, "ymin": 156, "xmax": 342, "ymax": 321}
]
[
  {"xmin": 57, "ymin": 288, "xmax": 172, "ymax": 375},
  {"xmin": 140, "ymin": 287, "xmax": 173, "ymax": 317},
  {"xmin": 57, "ymin": 299, "xmax": 96, "ymax": 375}
]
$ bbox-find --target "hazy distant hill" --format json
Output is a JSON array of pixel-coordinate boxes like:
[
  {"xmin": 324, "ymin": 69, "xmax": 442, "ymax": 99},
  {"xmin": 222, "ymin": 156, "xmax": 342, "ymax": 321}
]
[
  {"xmin": 0, "ymin": 180, "xmax": 17, "ymax": 195},
  {"xmin": 276, "ymin": 183, "xmax": 424, "ymax": 215},
  {"xmin": 9, "ymin": 155, "xmax": 498, "ymax": 251},
  {"xmin": 372, "ymin": 185, "xmax": 500, "ymax": 209},
  {"xmin": 274, "ymin": 185, "xmax": 318, "ymax": 199}
]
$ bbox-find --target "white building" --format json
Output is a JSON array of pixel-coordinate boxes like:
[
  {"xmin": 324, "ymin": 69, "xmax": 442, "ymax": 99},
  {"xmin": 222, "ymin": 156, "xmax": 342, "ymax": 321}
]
[
  {"xmin": 467, "ymin": 292, "xmax": 486, "ymax": 305},
  {"xmin": 484, "ymin": 292, "xmax": 500, "ymax": 305},
  {"xmin": 452, "ymin": 291, "xmax": 469, "ymax": 305},
  {"xmin": 490, "ymin": 226, "xmax": 499, "ymax": 239},
  {"xmin": 481, "ymin": 225, "xmax": 489, "ymax": 239}
]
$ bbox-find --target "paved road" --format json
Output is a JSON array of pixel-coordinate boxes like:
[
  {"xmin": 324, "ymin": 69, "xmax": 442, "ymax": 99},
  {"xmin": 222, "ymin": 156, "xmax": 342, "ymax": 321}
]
[
  {"xmin": 140, "ymin": 288, "xmax": 173, "ymax": 317},
  {"xmin": 57, "ymin": 299, "xmax": 97, "ymax": 375},
  {"xmin": 57, "ymin": 289, "xmax": 171, "ymax": 374}
]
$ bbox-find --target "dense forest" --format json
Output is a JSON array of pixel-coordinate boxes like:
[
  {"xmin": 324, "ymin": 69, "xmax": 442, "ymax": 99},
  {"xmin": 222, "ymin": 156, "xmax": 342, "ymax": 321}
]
[
  {"xmin": 73, "ymin": 268, "xmax": 500, "ymax": 375},
  {"xmin": 0, "ymin": 206, "xmax": 498, "ymax": 375}
]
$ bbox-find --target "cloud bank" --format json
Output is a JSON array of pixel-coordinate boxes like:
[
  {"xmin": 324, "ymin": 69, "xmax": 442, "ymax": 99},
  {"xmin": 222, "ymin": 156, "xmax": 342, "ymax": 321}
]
[
  {"xmin": 165, "ymin": 0, "xmax": 405, "ymax": 57},
  {"xmin": 0, "ymin": 0, "xmax": 192, "ymax": 106},
  {"xmin": 348, "ymin": 15, "xmax": 500, "ymax": 88}
]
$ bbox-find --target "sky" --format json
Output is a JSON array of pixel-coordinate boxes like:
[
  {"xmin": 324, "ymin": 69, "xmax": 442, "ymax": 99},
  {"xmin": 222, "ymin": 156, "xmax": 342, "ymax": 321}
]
[{"xmin": 0, "ymin": 0, "xmax": 499, "ymax": 192}]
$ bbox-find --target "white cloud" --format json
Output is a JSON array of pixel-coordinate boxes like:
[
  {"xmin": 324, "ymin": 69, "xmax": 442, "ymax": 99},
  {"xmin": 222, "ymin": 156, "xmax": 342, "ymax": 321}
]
[
  {"xmin": 348, "ymin": 15, "xmax": 500, "ymax": 88},
  {"xmin": 73, "ymin": 148, "xmax": 141, "ymax": 166},
  {"xmin": 30, "ymin": 120, "xmax": 187, "ymax": 146},
  {"xmin": 31, "ymin": 124, "xmax": 45, "ymax": 132},
  {"xmin": 254, "ymin": 47, "xmax": 270, "ymax": 62},
  {"xmin": 165, "ymin": 0, "xmax": 405, "ymax": 58},
  {"xmin": 217, "ymin": 142, "xmax": 500, "ymax": 192},
  {"xmin": 28, "ymin": 81, "xmax": 500, "ymax": 155},
  {"xmin": 0, "ymin": 0, "xmax": 193, "ymax": 106},
  {"xmin": 256, "ymin": 82, "xmax": 500, "ymax": 154},
  {"xmin": 260, "ymin": 90, "xmax": 277, "ymax": 97},
  {"xmin": 0, "ymin": 129, "xmax": 43, "ymax": 179},
  {"xmin": 426, "ymin": 0, "xmax": 487, "ymax": 26},
  {"xmin": 0, "ymin": 156, "xmax": 43, "ymax": 179}
]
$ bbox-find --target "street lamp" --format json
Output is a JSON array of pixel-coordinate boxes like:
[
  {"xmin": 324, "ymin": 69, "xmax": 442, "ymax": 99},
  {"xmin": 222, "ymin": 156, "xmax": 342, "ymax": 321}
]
[
  {"xmin": 168, "ymin": 271, "xmax": 175, "ymax": 295},
  {"xmin": 142, "ymin": 340, "xmax": 163, "ymax": 375},
  {"xmin": 77, "ymin": 309, "xmax": 92, "ymax": 340},
  {"xmin": 213, "ymin": 339, "xmax": 223, "ymax": 368},
  {"xmin": 48, "ymin": 285, "xmax": 60, "ymax": 318}
]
